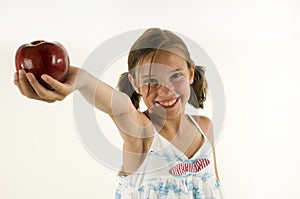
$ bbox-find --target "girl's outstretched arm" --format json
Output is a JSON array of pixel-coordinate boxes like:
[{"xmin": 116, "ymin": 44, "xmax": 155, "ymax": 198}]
[
  {"xmin": 14, "ymin": 66, "xmax": 133, "ymax": 116},
  {"xmin": 75, "ymin": 69, "xmax": 133, "ymax": 116}
]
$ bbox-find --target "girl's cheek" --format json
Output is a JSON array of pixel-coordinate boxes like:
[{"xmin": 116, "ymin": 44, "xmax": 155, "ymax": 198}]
[
  {"xmin": 140, "ymin": 86, "xmax": 156, "ymax": 99},
  {"xmin": 174, "ymin": 79, "xmax": 190, "ymax": 91},
  {"xmin": 140, "ymin": 84, "xmax": 156, "ymax": 95},
  {"xmin": 174, "ymin": 81, "xmax": 191, "ymax": 100}
]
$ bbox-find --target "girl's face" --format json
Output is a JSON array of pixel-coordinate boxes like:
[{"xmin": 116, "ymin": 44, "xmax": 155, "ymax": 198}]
[{"xmin": 130, "ymin": 50, "xmax": 194, "ymax": 119}]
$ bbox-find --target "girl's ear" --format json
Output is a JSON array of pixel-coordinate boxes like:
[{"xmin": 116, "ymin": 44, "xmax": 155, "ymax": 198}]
[
  {"xmin": 189, "ymin": 63, "xmax": 195, "ymax": 84},
  {"xmin": 128, "ymin": 73, "xmax": 141, "ymax": 94}
]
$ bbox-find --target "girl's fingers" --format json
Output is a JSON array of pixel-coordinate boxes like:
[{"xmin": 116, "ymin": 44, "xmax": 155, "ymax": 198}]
[
  {"xmin": 41, "ymin": 74, "xmax": 71, "ymax": 95},
  {"xmin": 13, "ymin": 72, "xmax": 22, "ymax": 90},
  {"xmin": 18, "ymin": 70, "xmax": 38, "ymax": 99},
  {"xmin": 26, "ymin": 73, "xmax": 64, "ymax": 101},
  {"xmin": 14, "ymin": 69, "xmax": 70, "ymax": 102}
]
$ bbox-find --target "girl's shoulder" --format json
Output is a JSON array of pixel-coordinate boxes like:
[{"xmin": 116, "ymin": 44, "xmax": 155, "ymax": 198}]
[{"xmin": 189, "ymin": 115, "xmax": 212, "ymax": 136}]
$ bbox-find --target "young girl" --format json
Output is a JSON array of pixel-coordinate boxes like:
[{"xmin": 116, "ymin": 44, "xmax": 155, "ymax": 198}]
[{"xmin": 14, "ymin": 28, "xmax": 223, "ymax": 198}]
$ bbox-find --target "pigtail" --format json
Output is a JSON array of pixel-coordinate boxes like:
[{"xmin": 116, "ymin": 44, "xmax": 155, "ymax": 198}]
[
  {"xmin": 117, "ymin": 72, "xmax": 141, "ymax": 110},
  {"xmin": 188, "ymin": 65, "xmax": 208, "ymax": 109}
]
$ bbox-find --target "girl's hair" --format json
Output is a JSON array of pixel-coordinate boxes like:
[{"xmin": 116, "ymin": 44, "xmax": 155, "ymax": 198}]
[{"xmin": 117, "ymin": 28, "xmax": 207, "ymax": 109}]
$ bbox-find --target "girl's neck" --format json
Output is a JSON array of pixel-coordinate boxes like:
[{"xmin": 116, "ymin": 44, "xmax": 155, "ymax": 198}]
[{"xmin": 146, "ymin": 111, "xmax": 186, "ymax": 141}]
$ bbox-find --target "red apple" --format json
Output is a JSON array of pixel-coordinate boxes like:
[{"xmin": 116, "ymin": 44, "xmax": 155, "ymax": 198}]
[{"xmin": 15, "ymin": 40, "xmax": 69, "ymax": 90}]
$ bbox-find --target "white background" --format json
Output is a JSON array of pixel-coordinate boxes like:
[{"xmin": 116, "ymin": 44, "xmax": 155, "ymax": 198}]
[{"xmin": 1, "ymin": 0, "xmax": 300, "ymax": 198}]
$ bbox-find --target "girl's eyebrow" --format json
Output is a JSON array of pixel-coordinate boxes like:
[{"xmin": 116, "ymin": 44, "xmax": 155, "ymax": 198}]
[
  {"xmin": 141, "ymin": 68, "xmax": 183, "ymax": 78},
  {"xmin": 171, "ymin": 68, "xmax": 184, "ymax": 72},
  {"xmin": 141, "ymin": 74, "xmax": 155, "ymax": 78}
]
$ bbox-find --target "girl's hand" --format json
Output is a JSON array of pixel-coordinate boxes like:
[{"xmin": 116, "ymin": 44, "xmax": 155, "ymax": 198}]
[{"xmin": 13, "ymin": 66, "xmax": 80, "ymax": 103}]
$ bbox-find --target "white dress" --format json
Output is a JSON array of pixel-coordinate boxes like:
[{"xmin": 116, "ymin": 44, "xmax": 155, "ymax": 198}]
[{"xmin": 115, "ymin": 115, "xmax": 224, "ymax": 199}]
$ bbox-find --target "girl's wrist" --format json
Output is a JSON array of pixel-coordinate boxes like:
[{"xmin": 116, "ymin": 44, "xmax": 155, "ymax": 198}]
[
  {"xmin": 75, "ymin": 68, "xmax": 99, "ymax": 92},
  {"xmin": 73, "ymin": 67, "xmax": 88, "ymax": 91}
]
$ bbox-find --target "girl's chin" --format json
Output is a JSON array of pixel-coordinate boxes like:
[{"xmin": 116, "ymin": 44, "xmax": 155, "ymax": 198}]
[
  {"xmin": 148, "ymin": 105, "xmax": 166, "ymax": 119},
  {"xmin": 149, "ymin": 101, "xmax": 184, "ymax": 120}
]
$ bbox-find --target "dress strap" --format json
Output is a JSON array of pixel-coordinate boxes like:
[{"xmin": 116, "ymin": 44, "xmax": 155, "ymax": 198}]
[
  {"xmin": 187, "ymin": 115, "xmax": 214, "ymax": 157},
  {"xmin": 187, "ymin": 115, "xmax": 209, "ymax": 140}
]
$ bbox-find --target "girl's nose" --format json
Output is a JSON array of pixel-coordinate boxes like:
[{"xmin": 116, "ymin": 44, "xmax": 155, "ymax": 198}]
[{"xmin": 157, "ymin": 80, "xmax": 174, "ymax": 95}]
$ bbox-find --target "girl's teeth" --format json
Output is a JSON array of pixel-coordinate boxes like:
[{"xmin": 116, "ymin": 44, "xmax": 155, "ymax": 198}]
[{"xmin": 159, "ymin": 98, "xmax": 177, "ymax": 106}]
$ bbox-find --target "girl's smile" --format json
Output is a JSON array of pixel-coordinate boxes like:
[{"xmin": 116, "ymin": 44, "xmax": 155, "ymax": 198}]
[{"xmin": 156, "ymin": 97, "xmax": 180, "ymax": 108}]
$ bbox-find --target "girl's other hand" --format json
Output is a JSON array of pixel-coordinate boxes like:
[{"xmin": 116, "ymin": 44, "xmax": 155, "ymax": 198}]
[{"xmin": 13, "ymin": 66, "xmax": 79, "ymax": 103}]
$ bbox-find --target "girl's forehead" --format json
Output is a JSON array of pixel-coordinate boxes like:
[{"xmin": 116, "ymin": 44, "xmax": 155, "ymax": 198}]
[
  {"xmin": 135, "ymin": 63, "xmax": 174, "ymax": 76},
  {"xmin": 141, "ymin": 50, "xmax": 187, "ymax": 65},
  {"xmin": 133, "ymin": 50, "xmax": 189, "ymax": 74}
]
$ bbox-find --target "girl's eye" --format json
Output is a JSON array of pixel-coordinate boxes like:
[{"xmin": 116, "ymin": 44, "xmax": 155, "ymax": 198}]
[
  {"xmin": 171, "ymin": 72, "xmax": 182, "ymax": 79},
  {"xmin": 144, "ymin": 78, "xmax": 158, "ymax": 84}
]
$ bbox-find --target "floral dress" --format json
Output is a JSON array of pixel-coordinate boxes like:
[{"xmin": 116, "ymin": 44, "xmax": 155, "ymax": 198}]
[{"xmin": 115, "ymin": 115, "xmax": 223, "ymax": 199}]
